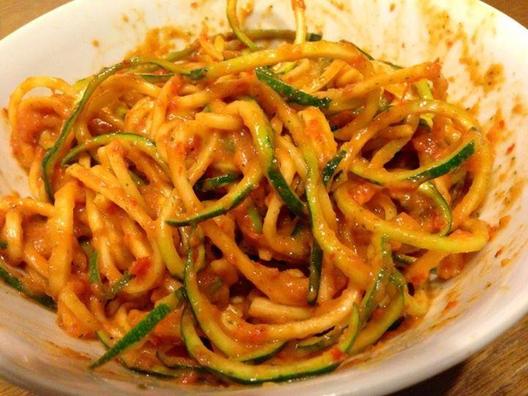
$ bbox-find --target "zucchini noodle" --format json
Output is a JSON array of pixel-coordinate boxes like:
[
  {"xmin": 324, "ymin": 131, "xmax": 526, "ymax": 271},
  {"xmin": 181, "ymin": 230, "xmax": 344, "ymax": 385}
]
[{"xmin": 0, "ymin": 0, "xmax": 491, "ymax": 387}]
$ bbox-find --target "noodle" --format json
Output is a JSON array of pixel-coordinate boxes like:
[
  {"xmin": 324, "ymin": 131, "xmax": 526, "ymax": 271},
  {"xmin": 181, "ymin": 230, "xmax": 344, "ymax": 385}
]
[{"xmin": 0, "ymin": 0, "xmax": 491, "ymax": 386}]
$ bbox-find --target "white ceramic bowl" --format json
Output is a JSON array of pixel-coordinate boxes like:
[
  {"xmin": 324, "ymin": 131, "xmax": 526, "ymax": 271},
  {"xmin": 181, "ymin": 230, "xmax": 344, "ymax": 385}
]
[{"xmin": 1, "ymin": 1, "xmax": 527, "ymax": 395}]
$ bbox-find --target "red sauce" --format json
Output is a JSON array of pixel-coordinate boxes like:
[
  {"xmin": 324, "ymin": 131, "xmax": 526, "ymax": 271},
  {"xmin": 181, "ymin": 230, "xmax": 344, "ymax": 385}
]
[
  {"xmin": 412, "ymin": 132, "xmax": 446, "ymax": 161},
  {"xmin": 330, "ymin": 347, "xmax": 346, "ymax": 361},
  {"xmin": 127, "ymin": 26, "xmax": 192, "ymax": 58},
  {"xmin": 481, "ymin": 64, "xmax": 504, "ymax": 93},
  {"xmin": 503, "ymin": 180, "xmax": 525, "ymax": 210},
  {"xmin": 231, "ymin": 321, "xmax": 268, "ymax": 345},
  {"xmin": 371, "ymin": 307, "xmax": 386, "ymax": 321},
  {"xmin": 419, "ymin": 3, "xmax": 504, "ymax": 94},
  {"xmin": 512, "ymin": 96, "xmax": 526, "ymax": 115},
  {"xmin": 409, "ymin": 273, "xmax": 427, "ymax": 286},
  {"xmin": 346, "ymin": 181, "xmax": 379, "ymax": 205},
  {"xmin": 486, "ymin": 110, "xmax": 505, "ymax": 149},
  {"xmin": 88, "ymin": 117, "xmax": 115, "ymax": 134},
  {"xmin": 490, "ymin": 216, "xmax": 511, "ymax": 241},
  {"xmin": 129, "ymin": 257, "xmax": 151, "ymax": 279},
  {"xmin": 69, "ymin": 276, "xmax": 90, "ymax": 296},
  {"xmin": 443, "ymin": 300, "xmax": 458, "ymax": 313},
  {"xmin": 494, "ymin": 247, "xmax": 503, "ymax": 258},
  {"xmin": 438, "ymin": 254, "xmax": 465, "ymax": 280},
  {"xmin": 180, "ymin": 371, "xmax": 201, "ymax": 384},
  {"xmin": 153, "ymin": 310, "xmax": 184, "ymax": 342},
  {"xmin": 500, "ymin": 258, "xmax": 511, "ymax": 268}
]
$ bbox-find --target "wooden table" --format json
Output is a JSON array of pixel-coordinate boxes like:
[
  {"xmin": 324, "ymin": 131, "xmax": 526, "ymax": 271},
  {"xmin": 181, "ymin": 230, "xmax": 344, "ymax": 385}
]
[{"xmin": 0, "ymin": 1, "xmax": 527, "ymax": 395}]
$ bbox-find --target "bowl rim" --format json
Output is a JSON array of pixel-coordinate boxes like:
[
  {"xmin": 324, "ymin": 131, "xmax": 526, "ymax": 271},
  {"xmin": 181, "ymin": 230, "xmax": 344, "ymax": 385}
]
[{"xmin": 0, "ymin": 0, "xmax": 527, "ymax": 395}]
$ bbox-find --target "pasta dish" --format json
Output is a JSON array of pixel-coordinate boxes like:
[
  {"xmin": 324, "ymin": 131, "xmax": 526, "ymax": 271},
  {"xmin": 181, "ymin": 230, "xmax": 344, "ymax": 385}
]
[{"xmin": 0, "ymin": 0, "xmax": 491, "ymax": 385}]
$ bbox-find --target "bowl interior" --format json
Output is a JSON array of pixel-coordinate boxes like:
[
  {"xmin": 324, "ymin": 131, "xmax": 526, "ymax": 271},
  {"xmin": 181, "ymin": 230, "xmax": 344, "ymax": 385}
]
[{"xmin": 0, "ymin": 0, "xmax": 527, "ymax": 395}]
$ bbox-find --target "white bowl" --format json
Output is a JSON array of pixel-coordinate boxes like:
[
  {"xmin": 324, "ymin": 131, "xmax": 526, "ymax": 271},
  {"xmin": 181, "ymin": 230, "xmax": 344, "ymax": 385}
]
[{"xmin": 1, "ymin": 0, "xmax": 527, "ymax": 395}]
